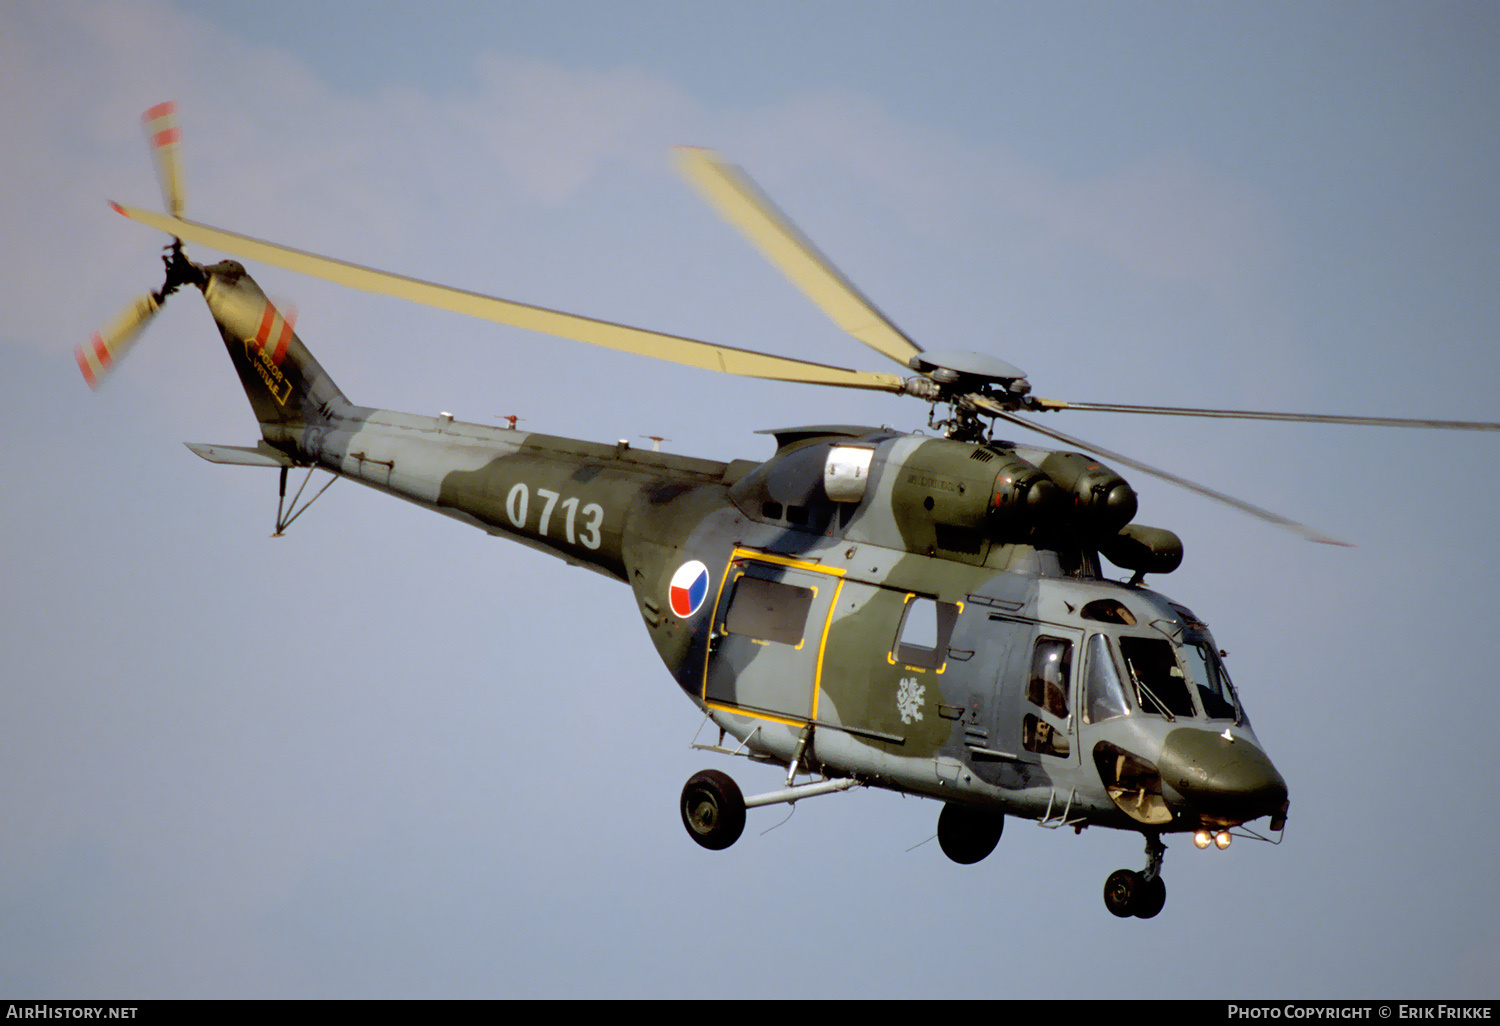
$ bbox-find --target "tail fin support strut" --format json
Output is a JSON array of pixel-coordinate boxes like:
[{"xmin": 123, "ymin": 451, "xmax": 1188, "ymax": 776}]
[
  {"xmin": 185, "ymin": 441, "xmax": 337, "ymax": 537},
  {"xmin": 273, "ymin": 465, "xmax": 338, "ymax": 537}
]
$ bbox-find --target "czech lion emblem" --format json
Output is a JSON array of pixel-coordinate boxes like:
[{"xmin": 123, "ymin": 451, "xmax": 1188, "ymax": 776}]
[{"xmin": 896, "ymin": 677, "xmax": 925, "ymax": 724}]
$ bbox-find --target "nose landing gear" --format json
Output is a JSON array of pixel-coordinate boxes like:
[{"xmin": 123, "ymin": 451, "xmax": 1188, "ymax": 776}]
[{"xmin": 1104, "ymin": 833, "xmax": 1167, "ymax": 918}]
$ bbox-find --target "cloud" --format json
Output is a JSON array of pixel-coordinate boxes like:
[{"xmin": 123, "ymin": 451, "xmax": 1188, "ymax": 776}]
[
  {"xmin": 456, "ymin": 54, "xmax": 696, "ymax": 201},
  {"xmin": 1039, "ymin": 149, "xmax": 1282, "ymax": 296},
  {"xmin": 4, "ymin": 1, "xmax": 1282, "ymax": 374},
  {"xmin": 740, "ymin": 90, "xmax": 1283, "ymax": 298}
]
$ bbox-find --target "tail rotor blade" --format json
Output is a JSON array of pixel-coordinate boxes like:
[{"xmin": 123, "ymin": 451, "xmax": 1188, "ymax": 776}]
[
  {"xmin": 142, "ymin": 101, "xmax": 185, "ymax": 219},
  {"xmin": 76, "ymin": 294, "xmax": 160, "ymax": 389}
]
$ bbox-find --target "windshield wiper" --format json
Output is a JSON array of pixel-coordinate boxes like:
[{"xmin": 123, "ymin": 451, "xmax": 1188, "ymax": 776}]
[{"xmin": 1125, "ymin": 660, "xmax": 1176, "ymax": 721}]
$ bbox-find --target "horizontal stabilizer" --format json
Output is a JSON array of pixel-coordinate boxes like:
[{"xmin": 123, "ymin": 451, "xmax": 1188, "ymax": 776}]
[{"xmin": 185, "ymin": 441, "xmax": 298, "ymax": 468}]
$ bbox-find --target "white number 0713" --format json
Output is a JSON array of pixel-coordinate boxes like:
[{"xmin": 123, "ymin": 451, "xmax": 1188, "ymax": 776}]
[{"xmin": 505, "ymin": 483, "xmax": 603, "ymax": 549}]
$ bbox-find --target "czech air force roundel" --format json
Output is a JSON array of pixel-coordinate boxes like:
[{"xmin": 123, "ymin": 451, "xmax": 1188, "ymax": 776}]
[{"xmin": 669, "ymin": 560, "xmax": 710, "ymax": 618}]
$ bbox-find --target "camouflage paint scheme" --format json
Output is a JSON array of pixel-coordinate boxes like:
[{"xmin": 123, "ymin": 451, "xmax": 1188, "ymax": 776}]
[{"xmin": 196, "ymin": 258, "xmax": 1289, "ymax": 856}]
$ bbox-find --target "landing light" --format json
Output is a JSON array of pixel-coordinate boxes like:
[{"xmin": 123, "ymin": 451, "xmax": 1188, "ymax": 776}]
[{"xmin": 1194, "ymin": 829, "xmax": 1233, "ymax": 850}]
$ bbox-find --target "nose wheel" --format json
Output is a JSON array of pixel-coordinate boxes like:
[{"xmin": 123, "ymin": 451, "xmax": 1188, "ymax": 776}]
[{"xmin": 1104, "ymin": 833, "xmax": 1167, "ymax": 918}]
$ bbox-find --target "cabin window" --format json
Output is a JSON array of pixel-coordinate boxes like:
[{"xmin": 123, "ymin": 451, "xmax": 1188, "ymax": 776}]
[
  {"xmin": 1083, "ymin": 633, "xmax": 1130, "ymax": 723},
  {"xmin": 892, "ymin": 596, "xmax": 959, "ymax": 669},
  {"xmin": 1117, "ymin": 636, "xmax": 1195, "ymax": 719},
  {"xmin": 723, "ymin": 576, "xmax": 814, "ymax": 647},
  {"xmin": 1023, "ymin": 714, "xmax": 1070, "ymax": 758}
]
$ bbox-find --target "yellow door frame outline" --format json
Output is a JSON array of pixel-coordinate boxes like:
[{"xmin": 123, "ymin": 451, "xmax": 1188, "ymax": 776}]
[{"xmin": 701, "ymin": 548, "xmax": 846, "ymax": 726}]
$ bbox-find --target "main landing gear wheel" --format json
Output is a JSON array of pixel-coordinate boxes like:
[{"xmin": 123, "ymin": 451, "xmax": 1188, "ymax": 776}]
[
  {"xmin": 936, "ymin": 802, "xmax": 1004, "ymax": 864},
  {"xmin": 680, "ymin": 769, "xmax": 746, "ymax": 851},
  {"xmin": 1104, "ymin": 833, "xmax": 1168, "ymax": 918},
  {"xmin": 1135, "ymin": 874, "xmax": 1166, "ymax": 918}
]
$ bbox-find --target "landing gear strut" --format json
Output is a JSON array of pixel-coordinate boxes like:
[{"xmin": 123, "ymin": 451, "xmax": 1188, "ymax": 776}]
[
  {"xmin": 678, "ymin": 759, "xmax": 861, "ymax": 851},
  {"xmin": 1104, "ymin": 833, "xmax": 1167, "ymax": 918}
]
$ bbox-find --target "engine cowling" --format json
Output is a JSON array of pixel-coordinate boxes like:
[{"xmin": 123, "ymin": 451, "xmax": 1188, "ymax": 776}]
[
  {"xmin": 886, "ymin": 439, "xmax": 1059, "ymax": 546},
  {"xmin": 1038, "ymin": 451, "xmax": 1138, "ymax": 537}
]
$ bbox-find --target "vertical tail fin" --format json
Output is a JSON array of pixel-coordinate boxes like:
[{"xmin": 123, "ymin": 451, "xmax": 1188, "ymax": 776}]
[{"xmin": 199, "ymin": 260, "xmax": 348, "ymax": 437}]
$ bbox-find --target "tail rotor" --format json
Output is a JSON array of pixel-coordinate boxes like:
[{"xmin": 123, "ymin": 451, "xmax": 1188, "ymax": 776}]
[
  {"xmin": 80, "ymin": 102, "xmax": 200, "ymax": 389},
  {"xmin": 76, "ymin": 238, "xmax": 204, "ymax": 389}
]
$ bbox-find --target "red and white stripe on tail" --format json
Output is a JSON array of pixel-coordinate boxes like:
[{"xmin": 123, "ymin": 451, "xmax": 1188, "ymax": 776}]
[{"xmin": 250, "ymin": 299, "xmax": 297, "ymax": 367}]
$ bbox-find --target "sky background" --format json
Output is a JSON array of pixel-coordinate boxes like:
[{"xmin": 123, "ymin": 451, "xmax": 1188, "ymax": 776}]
[{"xmin": 2, "ymin": 0, "xmax": 1498, "ymax": 1000}]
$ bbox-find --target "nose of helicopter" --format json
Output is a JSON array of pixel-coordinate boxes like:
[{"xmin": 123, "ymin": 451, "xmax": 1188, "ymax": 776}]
[{"xmin": 1156, "ymin": 727, "xmax": 1288, "ymax": 823}]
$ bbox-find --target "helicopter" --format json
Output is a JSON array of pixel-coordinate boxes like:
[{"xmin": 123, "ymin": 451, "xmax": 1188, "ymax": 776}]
[{"xmin": 82, "ymin": 103, "xmax": 1500, "ymax": 918}]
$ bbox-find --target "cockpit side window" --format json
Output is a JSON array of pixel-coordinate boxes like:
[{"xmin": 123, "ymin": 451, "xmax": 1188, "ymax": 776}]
[
  {"xmin": 1117, "ymin": 636, "xmax": 1195, "ymax": 719},
  {"xmin": 1180, "ymin": 636, "xmax": 1239, "ymax": 721},
  {"xmin": 1083, "ymin": 633, "xmax": 1130, "ymax": 724},
  {"xmin": 1023, "ymin": 637, "xmax": 1072, "ymax": 757},
  {"xmin": 1026, "ymin": 637, "xmax": 1071, "ymax": 718}
]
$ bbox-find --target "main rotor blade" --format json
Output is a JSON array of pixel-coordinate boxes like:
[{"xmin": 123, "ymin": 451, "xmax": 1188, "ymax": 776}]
[
  {"xmin": 1033, "ymin": 398, "xmax": 1500, "ymax": 432},
  {"xmin": 675, "ymin": 147, "xmax": 923, "ymax": 368},
  {"xmin": 142, "ymin": 102, "xmax": 185, "ymax": 219},
  {"xmin": 972, "ymin": 396, "xmax": 1350, "ymax": 546},
  {"xmin": 111, "ymin": 204, "xmax": 907, "ymax": 393}
]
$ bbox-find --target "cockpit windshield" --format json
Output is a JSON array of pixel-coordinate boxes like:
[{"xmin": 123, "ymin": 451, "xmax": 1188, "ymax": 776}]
[
  {"xmin": 1074, "ymin": 590, "xmax": 1246, "ymax": 723},
  {"xmin": 1101, "ymin": 629, "xmax": 1242, "ymax": 723},
  {"xmin": 1117, "ymin": 636, "xmax": 1196, "ymax": 719}
]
